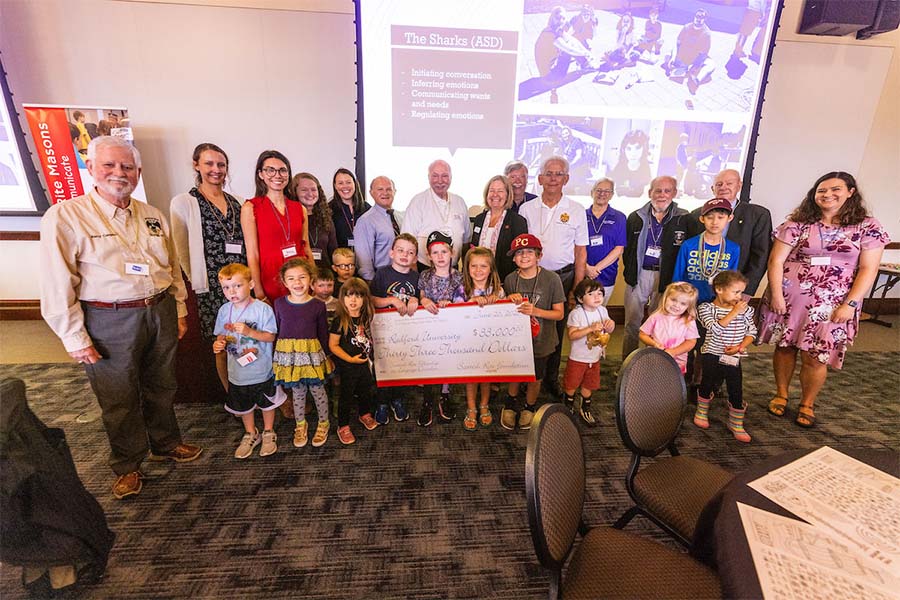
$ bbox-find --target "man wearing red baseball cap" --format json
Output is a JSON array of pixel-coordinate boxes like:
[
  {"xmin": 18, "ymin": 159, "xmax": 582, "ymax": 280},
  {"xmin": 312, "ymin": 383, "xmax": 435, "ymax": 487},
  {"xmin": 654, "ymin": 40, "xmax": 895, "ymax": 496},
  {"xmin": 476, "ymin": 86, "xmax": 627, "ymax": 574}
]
[{"xmin": 500, "ymin": 233, "xmax": 566, "ymax": 431}]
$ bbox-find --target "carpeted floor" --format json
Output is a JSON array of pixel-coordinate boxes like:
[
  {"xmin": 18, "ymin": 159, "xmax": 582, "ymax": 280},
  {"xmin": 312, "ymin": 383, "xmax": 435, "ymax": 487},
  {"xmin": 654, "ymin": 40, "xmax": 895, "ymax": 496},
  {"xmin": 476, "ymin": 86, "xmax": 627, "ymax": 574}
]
[{"xmin": 1, "ymin": 352, "xmax": 898, "ymax": 599}]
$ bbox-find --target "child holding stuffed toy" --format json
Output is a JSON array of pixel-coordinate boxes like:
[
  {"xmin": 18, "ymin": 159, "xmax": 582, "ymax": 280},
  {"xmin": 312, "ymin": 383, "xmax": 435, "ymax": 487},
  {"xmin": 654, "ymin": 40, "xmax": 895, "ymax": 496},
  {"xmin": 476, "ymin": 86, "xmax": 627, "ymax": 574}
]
[{"xmin": 563, "ymin": 278, "xmax": 615, "ymax": 426}]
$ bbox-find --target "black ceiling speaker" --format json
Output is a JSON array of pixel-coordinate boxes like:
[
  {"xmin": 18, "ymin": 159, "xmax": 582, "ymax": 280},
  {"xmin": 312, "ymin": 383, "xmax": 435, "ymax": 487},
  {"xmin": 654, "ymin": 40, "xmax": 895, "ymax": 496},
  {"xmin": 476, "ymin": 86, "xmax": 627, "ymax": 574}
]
[
  {"xmin": 857, "ymin": 0, "xmax": 900, "ymax": 39},
  {"xmin": 798, "ymin": 0, "xmax": 879, "ymax": 35}
]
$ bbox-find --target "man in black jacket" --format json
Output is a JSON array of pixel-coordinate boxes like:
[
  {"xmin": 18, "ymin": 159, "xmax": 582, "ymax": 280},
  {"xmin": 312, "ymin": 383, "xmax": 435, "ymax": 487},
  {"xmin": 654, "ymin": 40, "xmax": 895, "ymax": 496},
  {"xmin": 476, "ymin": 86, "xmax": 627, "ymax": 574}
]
[
  {"xmin": 621, "ymin": 176, "xmax": 690, "ymax": 358},
  {"xmin": 683, "ymin": 169, "xmax": 772, "ymax": 295}
]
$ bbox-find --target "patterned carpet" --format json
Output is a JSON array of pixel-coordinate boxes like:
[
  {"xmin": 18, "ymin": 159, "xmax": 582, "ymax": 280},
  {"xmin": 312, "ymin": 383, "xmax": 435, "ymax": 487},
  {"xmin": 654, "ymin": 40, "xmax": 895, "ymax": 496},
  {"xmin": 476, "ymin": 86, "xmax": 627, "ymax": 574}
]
[{"xmin": 1, "ymin": 352, "xmax": 898, "ymax": 599}]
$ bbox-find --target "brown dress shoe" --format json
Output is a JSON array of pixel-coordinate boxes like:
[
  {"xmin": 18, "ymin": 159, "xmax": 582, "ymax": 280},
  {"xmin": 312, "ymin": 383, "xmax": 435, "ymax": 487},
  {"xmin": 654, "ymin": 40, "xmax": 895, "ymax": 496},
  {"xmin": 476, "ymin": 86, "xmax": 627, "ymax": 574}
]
[
  {"xmin": 113, "ymin": 471, "xmax": 143, "ymax": 499},
  {"xmin": 149, "ymin": 443, "xmax": 202, "ymax": 463}
]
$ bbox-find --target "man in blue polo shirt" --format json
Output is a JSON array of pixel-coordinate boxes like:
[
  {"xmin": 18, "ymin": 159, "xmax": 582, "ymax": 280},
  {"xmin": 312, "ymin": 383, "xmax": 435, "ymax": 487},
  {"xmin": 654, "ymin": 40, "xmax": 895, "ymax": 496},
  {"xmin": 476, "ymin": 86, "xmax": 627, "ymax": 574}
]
[{"xmin": 585, "ymin": 178, "xmax": 626, "ymax": 304}]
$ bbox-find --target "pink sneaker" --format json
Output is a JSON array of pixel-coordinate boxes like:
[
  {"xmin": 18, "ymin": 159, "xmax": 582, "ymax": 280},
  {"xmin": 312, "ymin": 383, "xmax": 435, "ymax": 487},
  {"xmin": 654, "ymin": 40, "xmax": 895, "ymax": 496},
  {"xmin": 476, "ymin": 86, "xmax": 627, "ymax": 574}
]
[
  {"xmin": 337, "ymin": 425, "xmax": 356, "ymax": 445},
  {"xmin": 358, "ymin": 413, "xmax": 378, "ymax": 431}
]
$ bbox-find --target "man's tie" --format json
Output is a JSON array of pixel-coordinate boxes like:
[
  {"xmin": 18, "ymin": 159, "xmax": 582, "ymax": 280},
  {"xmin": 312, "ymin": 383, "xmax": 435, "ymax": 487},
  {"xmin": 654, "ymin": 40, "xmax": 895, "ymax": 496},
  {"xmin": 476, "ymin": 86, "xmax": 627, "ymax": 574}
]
[{"xmin": 387, "ymin": 208, "xmax": 400, "ymax": 236}]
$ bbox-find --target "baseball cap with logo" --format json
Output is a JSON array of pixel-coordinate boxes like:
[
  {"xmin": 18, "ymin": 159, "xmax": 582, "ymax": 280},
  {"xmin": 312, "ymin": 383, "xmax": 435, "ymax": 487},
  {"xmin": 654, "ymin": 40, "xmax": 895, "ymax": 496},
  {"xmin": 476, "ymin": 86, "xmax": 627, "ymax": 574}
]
[
  {"xmin": 700, "ymin": 198, "xmax": 733, "ymax": 216},
  {"xmin": 426, "ymin": 230, "xmax": 453, "ymax": 251},
  {"xmin": 507, "ymin": 233, "xmax": 543, "ymax": 256}
]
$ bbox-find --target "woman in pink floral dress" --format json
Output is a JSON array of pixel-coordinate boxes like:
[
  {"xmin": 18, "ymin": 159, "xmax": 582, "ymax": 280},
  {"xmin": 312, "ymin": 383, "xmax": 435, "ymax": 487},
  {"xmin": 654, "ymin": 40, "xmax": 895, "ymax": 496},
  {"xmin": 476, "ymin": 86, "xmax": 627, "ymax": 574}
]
[{"xmin": 757, "ymin": 172, "xmax": 890, "ymax": 427}]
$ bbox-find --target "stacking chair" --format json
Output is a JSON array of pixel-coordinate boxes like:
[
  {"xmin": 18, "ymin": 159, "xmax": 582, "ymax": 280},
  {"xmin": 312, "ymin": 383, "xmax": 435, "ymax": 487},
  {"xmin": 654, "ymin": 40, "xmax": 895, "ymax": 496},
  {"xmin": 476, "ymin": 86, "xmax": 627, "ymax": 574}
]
[
  {"xmin": 613, "ymin": 347, "xmax": 733, "ymax": 547},
  {"xmin": 525, "ymin": 404, "xmax": 721, "ymax": 599}
]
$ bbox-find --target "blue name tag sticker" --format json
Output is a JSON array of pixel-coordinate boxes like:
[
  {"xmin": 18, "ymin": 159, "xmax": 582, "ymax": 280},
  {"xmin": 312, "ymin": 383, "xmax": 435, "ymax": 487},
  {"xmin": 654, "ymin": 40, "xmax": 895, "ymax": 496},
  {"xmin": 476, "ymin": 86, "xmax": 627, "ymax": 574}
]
[{"xmin": 125, "ymin": 261, "xmax": 150, "ymax": 276}]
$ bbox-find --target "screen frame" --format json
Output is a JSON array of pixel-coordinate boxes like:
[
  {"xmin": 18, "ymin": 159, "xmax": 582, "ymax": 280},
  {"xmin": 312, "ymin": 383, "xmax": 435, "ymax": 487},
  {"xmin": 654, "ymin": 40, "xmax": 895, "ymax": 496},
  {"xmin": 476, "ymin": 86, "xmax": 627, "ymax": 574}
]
[
  {"xmin": 354, "ymin": 1, "xmax": 786, "ymax": 208},
  {"xmin": 0, "ymin": 57, "xmax": 49, "ymax": 217}
]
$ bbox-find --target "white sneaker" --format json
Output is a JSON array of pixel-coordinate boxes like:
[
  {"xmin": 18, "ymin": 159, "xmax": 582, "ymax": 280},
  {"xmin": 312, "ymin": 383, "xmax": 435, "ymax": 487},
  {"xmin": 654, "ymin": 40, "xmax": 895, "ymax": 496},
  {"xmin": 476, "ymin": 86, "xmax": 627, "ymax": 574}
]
[
  {"xmin": 259, "ymin": 430, "xmax": 278, "ymax": 457},
  {"xmin": 234, "ymin": 429, "xmax": 260, "ymax": 459}
]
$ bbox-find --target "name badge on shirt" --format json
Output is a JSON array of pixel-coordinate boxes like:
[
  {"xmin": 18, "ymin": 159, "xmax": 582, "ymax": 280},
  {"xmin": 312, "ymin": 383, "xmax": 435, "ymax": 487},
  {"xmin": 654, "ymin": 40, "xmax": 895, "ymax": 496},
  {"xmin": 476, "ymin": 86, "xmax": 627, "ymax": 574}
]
[
  {"xmin": 281, "ymin": 244, "xmax": 298, "ymax": 259},
  {"xmin": 236, "ymin": 351, "xmax": 258, "ymax": 367},
  {"xmin": 645, "ymin": 246, "xmax": 661, "ymax": 259},
  {"xmin": 811, "ymin": 256, "xmax": 831, "ymax": 266},
  {"xmin": 347, "ymin": 238, "xmax": 355, "ymax": 247},
  {"xmin": 590, "ymin": 235, "xmax": 603, "ymax": 247},
  {"xmin": 225, "ymin": 241, "xmax": 243, "ymax": 255},
  {"xmin": 312, "ymin": 249, "xmax": 323, "ymax": 261},
  {"xmin": 125, "ymin": 261, "xmax": 150, "ymax": 276},
  {"xmin": 719, "ymin": 354, "xmax": 740, "ymax": 367},
  {"xmin": 473, "ymin": 226, "xmax": 481, "ymax": 233}
]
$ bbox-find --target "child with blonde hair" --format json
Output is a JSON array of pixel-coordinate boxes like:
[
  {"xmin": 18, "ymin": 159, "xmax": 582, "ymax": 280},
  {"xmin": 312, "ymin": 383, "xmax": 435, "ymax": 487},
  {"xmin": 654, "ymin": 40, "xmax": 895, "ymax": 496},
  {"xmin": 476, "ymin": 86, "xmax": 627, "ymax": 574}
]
[
  {"xmin": 273, "ymin": 258, "xmax": 334, "ymax": 448},
  {"xmin": 461, "ymin": 247, "xmax": 505, "ymax": 430},
  {"xmin": 639, "ymin": 282, "xmax": 699, "ymax": 374}
]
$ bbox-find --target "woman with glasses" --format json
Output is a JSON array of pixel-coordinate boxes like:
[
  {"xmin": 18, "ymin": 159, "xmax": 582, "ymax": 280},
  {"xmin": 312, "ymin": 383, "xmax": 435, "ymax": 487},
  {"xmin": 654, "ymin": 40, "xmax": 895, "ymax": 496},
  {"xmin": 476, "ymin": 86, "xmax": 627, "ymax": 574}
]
[
  {"xmin": 241, "ymin": 150, "xmax": 312, "ymax": 303},
  {"xmin": 469, "ymin": 175, "xmax": 527, "ymax": 281},
  {"xmin": 170, "ymin": 142, "xmax": 246, "ymax": 391},
  {"xmin": 329, "ymin": 168, "xmax": 370, "ymax": 249},
  {"xmin": 584, "ymin": 178, "xmax": 627, "ymax": 304},
  {"xmin": 290, "ymin": 172, "xmax": 337, "ymax": 270}
]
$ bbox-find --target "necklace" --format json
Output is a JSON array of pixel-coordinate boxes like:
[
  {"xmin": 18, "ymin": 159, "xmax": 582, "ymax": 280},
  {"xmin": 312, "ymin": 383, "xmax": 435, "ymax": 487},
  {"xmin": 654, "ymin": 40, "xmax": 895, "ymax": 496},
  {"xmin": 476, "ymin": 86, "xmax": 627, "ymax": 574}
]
[
  {"xmin": 197, "ymin": 188, "xmax": 237, "ymax": 240},
  {"xmin": 698, "ymin": 233, "xmax": 726, "ymax": 282}
]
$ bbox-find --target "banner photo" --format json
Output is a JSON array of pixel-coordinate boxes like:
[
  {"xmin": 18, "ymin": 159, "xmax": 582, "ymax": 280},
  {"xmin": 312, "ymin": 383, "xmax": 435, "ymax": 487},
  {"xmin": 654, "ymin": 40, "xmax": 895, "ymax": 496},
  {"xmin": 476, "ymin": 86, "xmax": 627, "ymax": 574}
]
[
  {"xmin": 372, "ymin": 301, "xmax": 535, "ymax": 387},
  {"xmin": 23, "ymin": 104, "xmax": 146, "ymax": 204}
]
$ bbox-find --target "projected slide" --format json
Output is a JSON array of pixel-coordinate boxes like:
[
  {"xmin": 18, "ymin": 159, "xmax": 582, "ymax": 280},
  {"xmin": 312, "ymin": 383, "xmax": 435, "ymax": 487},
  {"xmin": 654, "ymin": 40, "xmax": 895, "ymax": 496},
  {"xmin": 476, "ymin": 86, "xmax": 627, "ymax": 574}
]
[
  {"xmin": 359, "ymin": 0, "xmax": 778, "ymax": 212},
  {"xmin": 0, "ymin": 65, "xmax": 41, "ymax": 213}
]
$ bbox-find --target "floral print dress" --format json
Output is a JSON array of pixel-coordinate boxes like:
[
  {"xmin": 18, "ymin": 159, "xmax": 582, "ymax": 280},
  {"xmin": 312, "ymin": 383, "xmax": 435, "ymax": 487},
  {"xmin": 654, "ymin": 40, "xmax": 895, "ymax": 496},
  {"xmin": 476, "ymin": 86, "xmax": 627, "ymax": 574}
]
[{"xmin": 756, "ymin": 218, "xmax": 890, "ymax": 369}]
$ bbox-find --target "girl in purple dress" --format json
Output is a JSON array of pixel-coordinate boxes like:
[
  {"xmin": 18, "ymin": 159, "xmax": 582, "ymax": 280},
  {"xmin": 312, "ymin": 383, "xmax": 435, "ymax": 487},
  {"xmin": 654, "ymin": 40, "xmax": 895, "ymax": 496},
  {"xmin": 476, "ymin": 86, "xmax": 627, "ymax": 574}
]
[{"xmin": 757, "ymin": 172, "xmax": 890, "ymax": 427}]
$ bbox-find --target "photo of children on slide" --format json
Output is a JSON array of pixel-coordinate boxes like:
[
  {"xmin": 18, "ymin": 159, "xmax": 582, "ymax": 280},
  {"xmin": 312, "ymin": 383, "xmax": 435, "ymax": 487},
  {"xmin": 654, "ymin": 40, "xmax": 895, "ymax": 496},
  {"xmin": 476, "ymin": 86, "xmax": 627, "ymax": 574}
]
[
  {"xmin": 517, "ymin": 1, "xmax": 773, "ymax": 111},
  {"xmin": 513, "ymin": 115, "xmax": 605, "ymax": 196}
]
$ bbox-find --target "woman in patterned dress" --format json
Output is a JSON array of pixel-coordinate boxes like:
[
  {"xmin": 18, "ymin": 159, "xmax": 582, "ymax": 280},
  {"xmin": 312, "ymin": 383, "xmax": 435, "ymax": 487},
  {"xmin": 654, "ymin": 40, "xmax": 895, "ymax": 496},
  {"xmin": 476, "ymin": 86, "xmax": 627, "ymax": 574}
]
[
  {"xmin": 757, "ymin": 172, "xmax": 890, "ymax": 427},
  {"xmin": 170, "ymin": 143, "xmax": 246, "ymax": 389}
]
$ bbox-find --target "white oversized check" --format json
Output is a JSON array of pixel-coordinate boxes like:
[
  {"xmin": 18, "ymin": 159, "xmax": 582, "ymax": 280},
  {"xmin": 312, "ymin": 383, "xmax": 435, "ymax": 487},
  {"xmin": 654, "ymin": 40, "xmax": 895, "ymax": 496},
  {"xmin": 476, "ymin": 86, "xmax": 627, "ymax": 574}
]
[{"xmin": 371, "ymin": 301, "xmax": 535, "ymax": 386}]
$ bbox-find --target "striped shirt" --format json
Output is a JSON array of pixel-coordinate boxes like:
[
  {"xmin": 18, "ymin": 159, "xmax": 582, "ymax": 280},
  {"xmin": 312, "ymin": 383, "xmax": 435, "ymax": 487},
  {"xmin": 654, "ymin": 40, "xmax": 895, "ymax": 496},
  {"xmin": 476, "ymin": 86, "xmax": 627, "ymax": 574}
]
[{"xmin": 698, "ymin": 303, "xmax": 757, "ymax": 356}]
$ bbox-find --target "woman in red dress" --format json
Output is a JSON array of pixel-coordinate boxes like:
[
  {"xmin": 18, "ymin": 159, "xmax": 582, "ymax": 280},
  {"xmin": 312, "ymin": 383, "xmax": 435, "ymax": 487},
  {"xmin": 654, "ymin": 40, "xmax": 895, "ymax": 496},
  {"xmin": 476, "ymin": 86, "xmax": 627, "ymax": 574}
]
[{"xmin": 241, "ymin": 150, "xmax": 313, "ymax": 302}]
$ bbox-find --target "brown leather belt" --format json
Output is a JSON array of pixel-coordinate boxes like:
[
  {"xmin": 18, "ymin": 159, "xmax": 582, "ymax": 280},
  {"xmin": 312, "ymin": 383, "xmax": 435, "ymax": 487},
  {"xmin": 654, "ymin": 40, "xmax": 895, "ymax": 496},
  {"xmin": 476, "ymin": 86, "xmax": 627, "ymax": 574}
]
[{"xmin": 82, "ymin": 291, "xmax": 168, "ymax": 310}]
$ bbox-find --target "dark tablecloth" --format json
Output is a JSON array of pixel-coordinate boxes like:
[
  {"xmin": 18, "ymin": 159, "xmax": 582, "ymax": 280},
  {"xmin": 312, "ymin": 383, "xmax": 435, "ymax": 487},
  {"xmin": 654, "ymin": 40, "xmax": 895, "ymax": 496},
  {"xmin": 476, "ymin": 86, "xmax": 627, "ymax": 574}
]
[{"xmin": 692, "ymin": 447, "xmax": 899, "ymax": 599}]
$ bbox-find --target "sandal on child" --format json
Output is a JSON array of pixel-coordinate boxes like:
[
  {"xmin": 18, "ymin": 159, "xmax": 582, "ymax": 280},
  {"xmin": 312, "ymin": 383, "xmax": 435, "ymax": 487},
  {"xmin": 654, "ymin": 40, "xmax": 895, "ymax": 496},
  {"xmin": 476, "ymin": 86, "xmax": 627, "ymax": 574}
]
[
  {"xmin": 767, "ymin": 395, "xmax": 788, "ymax": 417},
  {"xmin": 479, "ymin": 404, "xmax": 492, "ymax": 427},
  {"xmin": 795, "ymin": 404, "xmax": 816, "ymax": 428},
  {"xmin": 463, "ymin": 408, "xmax": 477, "ymax": 431}
]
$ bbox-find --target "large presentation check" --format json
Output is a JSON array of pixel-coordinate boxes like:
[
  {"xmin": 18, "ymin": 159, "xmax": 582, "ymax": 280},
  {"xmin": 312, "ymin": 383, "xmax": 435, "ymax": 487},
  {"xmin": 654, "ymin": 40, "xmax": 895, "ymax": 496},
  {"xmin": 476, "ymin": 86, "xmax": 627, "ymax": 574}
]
[{"xmin": 372, "ymin": 301, "xmax": 535, "ymax": 386}]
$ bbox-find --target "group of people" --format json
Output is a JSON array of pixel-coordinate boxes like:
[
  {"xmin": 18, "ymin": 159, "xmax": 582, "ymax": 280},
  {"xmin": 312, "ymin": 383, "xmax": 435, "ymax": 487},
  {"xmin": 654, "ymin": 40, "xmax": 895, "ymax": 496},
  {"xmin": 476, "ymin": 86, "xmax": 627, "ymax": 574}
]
[
  {"xmin": 535, "ymin": 3, "xmax": 771, "ymax": 101},
  {"xmin": 39, "ymin": 135, "xmax": 890, "ymax": 500}
]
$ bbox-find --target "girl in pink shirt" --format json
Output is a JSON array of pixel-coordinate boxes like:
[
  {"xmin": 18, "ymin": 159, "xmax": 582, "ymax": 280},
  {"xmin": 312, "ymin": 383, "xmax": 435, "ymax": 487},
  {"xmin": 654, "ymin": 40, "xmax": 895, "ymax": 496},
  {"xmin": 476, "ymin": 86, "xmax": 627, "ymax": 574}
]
[{"xmin": 639, "ymin": 282, "xmax": 699, "ymax": 373}]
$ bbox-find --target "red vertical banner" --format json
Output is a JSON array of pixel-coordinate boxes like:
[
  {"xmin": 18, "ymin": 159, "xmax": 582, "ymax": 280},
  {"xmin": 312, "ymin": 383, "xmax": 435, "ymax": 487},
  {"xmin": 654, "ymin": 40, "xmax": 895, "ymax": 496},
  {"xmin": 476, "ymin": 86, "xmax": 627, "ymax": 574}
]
[{"xmin": 23, "ymin": 106, "xmax": 84, "ymax": 204}]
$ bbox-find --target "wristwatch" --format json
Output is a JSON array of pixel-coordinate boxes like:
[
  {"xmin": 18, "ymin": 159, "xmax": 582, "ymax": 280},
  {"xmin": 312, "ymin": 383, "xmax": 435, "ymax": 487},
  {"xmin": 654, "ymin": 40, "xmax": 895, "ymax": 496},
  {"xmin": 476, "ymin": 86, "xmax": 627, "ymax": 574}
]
[{"xmin": 845, "ymin": 300, "xmax": 859, "ymax": 308}]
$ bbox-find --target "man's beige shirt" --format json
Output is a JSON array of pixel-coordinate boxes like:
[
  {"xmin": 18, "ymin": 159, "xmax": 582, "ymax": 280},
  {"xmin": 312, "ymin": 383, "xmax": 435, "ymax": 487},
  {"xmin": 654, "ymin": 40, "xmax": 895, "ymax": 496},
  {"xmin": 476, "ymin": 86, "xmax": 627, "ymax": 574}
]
[{"xmin": 40, "ymin": 190, "xmax": 187, "ymax": 352}]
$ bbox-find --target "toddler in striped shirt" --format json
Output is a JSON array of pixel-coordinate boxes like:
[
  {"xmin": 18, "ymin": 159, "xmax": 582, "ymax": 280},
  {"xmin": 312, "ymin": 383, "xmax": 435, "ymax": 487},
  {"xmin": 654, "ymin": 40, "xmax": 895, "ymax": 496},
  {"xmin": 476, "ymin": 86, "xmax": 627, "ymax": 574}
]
[{"xmin": 694, "ymin": 271, "xmax": 757, "ymax": 442}]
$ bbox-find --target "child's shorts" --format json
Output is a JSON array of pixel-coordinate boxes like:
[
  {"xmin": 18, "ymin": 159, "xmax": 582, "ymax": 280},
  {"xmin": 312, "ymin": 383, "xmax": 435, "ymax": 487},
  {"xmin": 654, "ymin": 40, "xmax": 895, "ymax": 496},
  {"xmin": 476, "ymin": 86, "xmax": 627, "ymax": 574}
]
[
  {"xmin": 563, "ymin": 358, "xmax": 600, "ymax": 392},
  {"xmin": 225, "ymin": 376, "xmax": 286, "ymax": 415}
]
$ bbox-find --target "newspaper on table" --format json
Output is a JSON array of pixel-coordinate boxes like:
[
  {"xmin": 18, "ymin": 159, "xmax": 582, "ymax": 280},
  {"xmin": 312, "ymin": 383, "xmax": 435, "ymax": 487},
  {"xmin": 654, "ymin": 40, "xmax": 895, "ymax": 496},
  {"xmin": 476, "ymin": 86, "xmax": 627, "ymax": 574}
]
[
  {"xmin": 747, "ymin": 446, "xmax": 900, "ymax": 575},
  {"xmin": 737, "ymin": 503, "xmax": 900, "ymax": 600}
]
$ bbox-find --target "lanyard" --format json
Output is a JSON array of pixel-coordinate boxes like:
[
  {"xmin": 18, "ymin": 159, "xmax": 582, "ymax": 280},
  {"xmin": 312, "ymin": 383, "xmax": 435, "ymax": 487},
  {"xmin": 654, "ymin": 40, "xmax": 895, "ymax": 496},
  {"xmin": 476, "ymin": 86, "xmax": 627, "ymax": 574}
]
[
  {"xmin": 228, "ymin": 299, "xmax": 253, "ymax": 343},
  {"xmin": 198, "ymin": 189, "xmax": 237, "ymax": 240},
  {"xmin": 90, "ymin": 193, "xmax": 140, "ymax": 254},
  {"xmin": 339, "ymin": 201, "xmax": 355, "ymax": 232},
  {"xmin": 515, "ymin": 269, "xmax": 541, "ymax": 301},
  {"xmin": 589, "ymin": 207, "xmax": 609, "ymax": 237},
  {"xmin": 648, "ymin": 210, "xmax": 670, "ymax": 246},
  {"xmin": 268, "ymin": 197, "xmax": 292, "ymax": 243},
  {"xmin": 540, "ymin": 202, "xmax": 560, "ymax": 238},
  {"xmin": 698, "ymin": 233, "xmax": 726, "ymax": 280}
]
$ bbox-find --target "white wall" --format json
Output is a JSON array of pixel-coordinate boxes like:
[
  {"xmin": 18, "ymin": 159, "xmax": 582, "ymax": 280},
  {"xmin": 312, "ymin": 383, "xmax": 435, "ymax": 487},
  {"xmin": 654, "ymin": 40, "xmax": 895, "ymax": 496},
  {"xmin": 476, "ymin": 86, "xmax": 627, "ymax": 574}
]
[{"xmin": 2, "ymin": 0, "xmax": 898, "ymax": 301}]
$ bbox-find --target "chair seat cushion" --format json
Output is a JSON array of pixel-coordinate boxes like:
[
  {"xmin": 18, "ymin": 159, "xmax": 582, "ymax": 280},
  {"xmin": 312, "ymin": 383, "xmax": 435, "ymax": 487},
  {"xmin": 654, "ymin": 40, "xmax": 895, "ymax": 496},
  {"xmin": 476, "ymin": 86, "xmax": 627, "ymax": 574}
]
[
  {"xmin": 563, "ymin": 526, "xmax": 721, "ymax": 599},
  {"xmin": 632, "ymin": 456, "xmax": 733, "ymax": 541}
]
